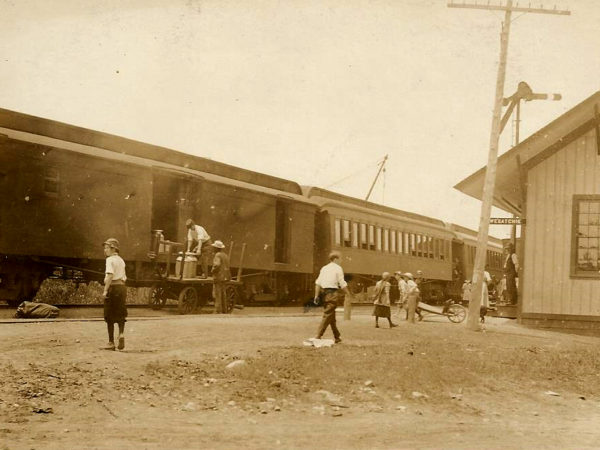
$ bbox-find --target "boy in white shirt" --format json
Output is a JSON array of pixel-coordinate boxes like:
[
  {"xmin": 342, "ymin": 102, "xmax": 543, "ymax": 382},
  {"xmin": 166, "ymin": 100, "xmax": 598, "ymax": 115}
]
[{"xmin": 102, "ymin": 238, "xmax": 128, "ymax": 351}]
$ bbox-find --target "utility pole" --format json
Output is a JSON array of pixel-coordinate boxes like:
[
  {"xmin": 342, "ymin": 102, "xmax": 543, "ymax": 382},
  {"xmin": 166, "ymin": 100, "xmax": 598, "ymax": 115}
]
[{"xmin": 448, "ymin": 1, "xmax": 570, "ymax": 330}]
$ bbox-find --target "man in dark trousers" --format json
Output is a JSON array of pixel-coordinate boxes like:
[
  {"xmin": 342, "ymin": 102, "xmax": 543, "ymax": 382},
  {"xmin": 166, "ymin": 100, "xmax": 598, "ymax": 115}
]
[
  {"xmin": 211, "ymin": 240, "xmax": 231, "ymax": 313},
  {"xmin": 314, "ymin": 251, "xmax": 353, "ymax": 343},
  {"xmin": 504, "ymin": 242, "xmax": 519, "ymax": 305}
]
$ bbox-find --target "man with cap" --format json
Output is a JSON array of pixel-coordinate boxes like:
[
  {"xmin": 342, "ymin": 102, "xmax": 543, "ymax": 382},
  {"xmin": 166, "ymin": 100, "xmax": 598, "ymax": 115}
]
[
  {"xmin": 185, "ymin": 219, "xmax": 212, "ymax": 278},
  {"xmin": 313, "ymin": 251, "xmax": 353, "ymax": 343},
  {"xmin": 102, "ymin": 238, "xmax": 127, "ymax": 350},
  {"xmin": 211, "ymin": 240, "xmax": 231, "ymax": 313}
]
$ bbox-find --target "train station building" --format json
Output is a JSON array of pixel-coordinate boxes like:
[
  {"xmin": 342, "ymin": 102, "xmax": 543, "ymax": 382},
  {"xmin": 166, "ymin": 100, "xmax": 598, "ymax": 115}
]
[{"xmin": 455, "ymin": 91, "xmax": 600, "ymax": 331}]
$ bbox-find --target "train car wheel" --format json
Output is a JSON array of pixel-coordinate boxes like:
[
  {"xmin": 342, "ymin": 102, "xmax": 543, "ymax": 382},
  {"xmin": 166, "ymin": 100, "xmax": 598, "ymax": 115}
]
[
  {"xmin": 150, "ymin": 284, "xmax": 167, "ymax": 310},
  {"xmin": 178, "ymin": 286, "xmax": 197, "ymax": 315},
  {"xmin": 447, "ymin": 304, "xmax": 466, "ymax": 323}
]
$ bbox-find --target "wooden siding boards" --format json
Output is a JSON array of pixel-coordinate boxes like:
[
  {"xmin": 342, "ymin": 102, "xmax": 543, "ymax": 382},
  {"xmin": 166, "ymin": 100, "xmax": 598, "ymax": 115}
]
[{"xmin": 524, "ymin": 129, "xmax": 600, "ymax": 318}]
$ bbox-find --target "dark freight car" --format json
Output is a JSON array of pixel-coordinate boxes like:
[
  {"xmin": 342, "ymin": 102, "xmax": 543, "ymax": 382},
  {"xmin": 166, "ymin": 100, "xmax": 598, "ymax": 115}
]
[{"xmin": 0, "ymin": 108, "xmax": 316, "ymax": 306}]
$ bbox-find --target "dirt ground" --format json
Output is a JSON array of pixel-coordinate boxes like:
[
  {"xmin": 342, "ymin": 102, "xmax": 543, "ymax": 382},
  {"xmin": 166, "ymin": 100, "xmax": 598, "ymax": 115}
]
[{"xmin": 1, "ymin": 308, "xmax": 600, "ymax": 449}]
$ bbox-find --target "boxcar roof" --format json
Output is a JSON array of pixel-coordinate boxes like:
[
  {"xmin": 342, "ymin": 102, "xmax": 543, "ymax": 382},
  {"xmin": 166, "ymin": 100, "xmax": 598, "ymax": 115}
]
[
  {"xmin": 454, "ymin": 91, "xmax": 600, "ymax": 215},
  {"xmin": 0, "ymin": 124, "xmax": 316, "ymax": 206},
  {"xmin": 0, "ymin": 107, "xmax": 303, "ymax": 196}
]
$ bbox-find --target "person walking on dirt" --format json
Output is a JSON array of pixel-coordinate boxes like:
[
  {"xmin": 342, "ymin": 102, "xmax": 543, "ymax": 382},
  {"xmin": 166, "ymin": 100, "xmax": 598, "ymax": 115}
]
[
  {"xmin": 314, "ymin": 251, "xmax": 352, "ymax": 343},
  {"xmin": 372, "ymin": 272, "xmax": 397, "ymax": 328},
  {"xmin": 404, "ymin": 273, "xmax": 420, "ymax": 324},
  {"xmin": 395, "ymin": 271, "xmax": 408, "ymax": 319},
  {"xmin": 211, "ymin": 240, "xmax": 231, "ymax": 313},
  {"xmin": 186, "ymin": 218, "xmax": 212, "ymax": 278},
  {"xmin": 101, "ymin": 238, "xmax": 127, "ymax": 351}
]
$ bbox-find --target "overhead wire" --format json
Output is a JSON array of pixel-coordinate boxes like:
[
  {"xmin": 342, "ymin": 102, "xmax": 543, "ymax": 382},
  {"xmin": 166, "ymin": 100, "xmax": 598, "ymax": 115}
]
[{"xmin": 325, "ymin": 155, "xmax": 387, "ymax": 189}]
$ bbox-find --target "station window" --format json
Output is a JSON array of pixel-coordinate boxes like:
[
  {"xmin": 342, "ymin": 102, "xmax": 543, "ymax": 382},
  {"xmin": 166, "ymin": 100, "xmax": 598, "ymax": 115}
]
[
  {"xmin": 342, "ymin": 219, "xmax": 351, "ymax": 247},
  {"xmin": 427, "ymin": 236, "xmax": 434, "ymax": 258},
  {"xmin": 44, "ymin": 167, "xmax": 60, "ymax": 197},
  {"xmin": 368, "ymin": 225, "xmax": 375, "ymax": 250},
  {"xmin": 571, "ymin": 195, "xmax": 600, "ymax": 277},
  {"xmin": 383, "ymin": 229, "xmax": 390, "ymax": 252},
  {"xmin": 440, "ymin": 240, "xmax": 446, "ymax": 261},
  {"xmin": 390, "ymin": 230, "xmax": 396, "ymax": 253},
  {"xmin": 417, "ymin": 235, "xmax": 423, "ymax": 257},
  {"xmin": 360, "ymin": 223, "xmax": 368, "ymax": 249},
  {"xmin": 410, "ymin": 234, "xmax": 416, "ymax": 256},
  {"xmin": 334, "ymin": 219, "xmax": 341, "ymax": 247},
  {"xmin": 352, "ymin": 222, "xmax": 359, "ymax": 248},
  {"xmin": 376, "ymin": 227, "xmax": 382, "ymax": 251}
]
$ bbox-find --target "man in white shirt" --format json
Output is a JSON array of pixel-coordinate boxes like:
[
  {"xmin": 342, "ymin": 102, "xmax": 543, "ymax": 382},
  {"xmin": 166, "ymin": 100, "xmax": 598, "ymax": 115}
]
[
  {"xmin": 186, "ymin": 219, "xmax": 212, "ymax": 278},
  {"xmin": 314, "ymin": 251, "xmax": 352, "ymax": 343}
]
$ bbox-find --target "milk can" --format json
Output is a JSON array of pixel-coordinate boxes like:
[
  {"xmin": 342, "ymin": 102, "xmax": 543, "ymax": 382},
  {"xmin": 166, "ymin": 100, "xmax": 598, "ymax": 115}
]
[{"xmin": 175, "ymin": 252, "xmax": 198, "ymax": 278}]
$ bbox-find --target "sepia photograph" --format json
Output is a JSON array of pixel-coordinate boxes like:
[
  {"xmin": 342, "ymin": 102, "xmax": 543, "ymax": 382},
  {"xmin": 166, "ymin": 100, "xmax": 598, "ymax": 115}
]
[{"xmin": 1, "ymin": 0, "xmax": 600, "ymax": 448}]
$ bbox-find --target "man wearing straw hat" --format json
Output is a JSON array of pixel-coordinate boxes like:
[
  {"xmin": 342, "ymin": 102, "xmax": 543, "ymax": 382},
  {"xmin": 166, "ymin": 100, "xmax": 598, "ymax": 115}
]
[{"xmin": 211, "ymin": 240, "xmax": 231, "ymax": 313}]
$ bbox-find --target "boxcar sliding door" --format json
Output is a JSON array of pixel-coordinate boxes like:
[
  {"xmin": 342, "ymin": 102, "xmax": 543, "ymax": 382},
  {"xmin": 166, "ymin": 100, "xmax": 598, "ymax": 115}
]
[{"xmin": 151, "ymin": 168, "xmax": 204, "ymax": 246}]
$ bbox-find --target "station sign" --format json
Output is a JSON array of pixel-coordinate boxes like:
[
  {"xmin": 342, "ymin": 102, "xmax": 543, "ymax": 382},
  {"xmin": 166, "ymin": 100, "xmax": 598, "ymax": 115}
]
[{"xmin": 490, "ymin": 217, "xmax": 526, "ymax": 225}]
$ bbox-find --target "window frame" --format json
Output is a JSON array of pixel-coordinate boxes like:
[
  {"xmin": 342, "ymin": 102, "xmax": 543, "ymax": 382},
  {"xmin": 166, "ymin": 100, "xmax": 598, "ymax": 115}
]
[
  {"xmin": 342, "ymin": 219, "xmax": 352, "ymax": 248},
  {"xmin": 571, "ymin": 195, "xmax": 600, "ymax": 278},
  {"xmin": 334, "ymin": 219, "xmax": 342, "ymax": 247}
]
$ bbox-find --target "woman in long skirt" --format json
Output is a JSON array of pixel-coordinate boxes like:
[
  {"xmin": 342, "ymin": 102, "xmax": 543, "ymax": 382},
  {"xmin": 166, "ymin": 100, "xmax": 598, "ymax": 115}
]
[{"xmin": 372, "ymin": 272, "xmax": 397, "ymax": 328}]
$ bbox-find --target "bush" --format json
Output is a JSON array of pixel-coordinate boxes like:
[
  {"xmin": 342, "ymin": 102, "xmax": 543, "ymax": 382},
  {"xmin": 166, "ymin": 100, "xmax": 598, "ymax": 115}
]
[{"xmin": 34, "ymin": 279, "xmax": 150, "ymax": 305}]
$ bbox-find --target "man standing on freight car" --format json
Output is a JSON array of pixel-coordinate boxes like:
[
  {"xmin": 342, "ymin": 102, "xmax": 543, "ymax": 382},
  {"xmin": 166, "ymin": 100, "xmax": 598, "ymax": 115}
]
[
  {"xmin": 313, "ymin": 251, "xmax": 352, "ymax": 343},
  {"xmin": 101, "ymin": 238, "xmax": 128, "ymax": 351},
  {"xmin": 211, "ymin": 240, "xmax": 231, "ymax": 313},
  {"xmin": 186, "ymin": 219, "xmax": 212, "ymax": 278}
]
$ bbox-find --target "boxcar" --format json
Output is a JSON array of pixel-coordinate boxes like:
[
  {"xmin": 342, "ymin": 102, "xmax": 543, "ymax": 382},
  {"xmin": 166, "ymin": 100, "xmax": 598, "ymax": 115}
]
[{"xmin": 0, "ymin": 108, "xmax": 316, "ymax": 306}]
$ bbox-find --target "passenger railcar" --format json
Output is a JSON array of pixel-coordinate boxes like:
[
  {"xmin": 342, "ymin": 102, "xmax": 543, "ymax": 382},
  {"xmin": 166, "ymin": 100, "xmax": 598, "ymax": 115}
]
[
  {"xmin": 304, "ymin": 187, "xmax": 456, "ymax": 302},
  {"xmin": 304, "ymin": 187, "xmax": 505, "ymax": 303}
]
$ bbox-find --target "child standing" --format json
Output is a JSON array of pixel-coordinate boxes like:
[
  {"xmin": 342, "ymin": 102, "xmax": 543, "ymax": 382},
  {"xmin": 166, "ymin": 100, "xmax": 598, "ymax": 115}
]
[{"xmin": 102, "ymin": 238, "xmax": 128, "ymax": 351}]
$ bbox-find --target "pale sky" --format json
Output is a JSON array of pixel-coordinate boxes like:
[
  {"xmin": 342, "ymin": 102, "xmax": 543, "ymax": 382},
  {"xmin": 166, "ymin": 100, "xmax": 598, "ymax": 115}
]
[{"xmin": 2, "ymin": 0, "xmax": 599, "ymax": 237}]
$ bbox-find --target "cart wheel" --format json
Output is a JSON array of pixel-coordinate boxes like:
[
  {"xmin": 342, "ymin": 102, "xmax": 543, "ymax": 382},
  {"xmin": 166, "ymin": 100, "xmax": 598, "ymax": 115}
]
[
  {"xmin": 447, "ymin": 304, "xmax": 466, "ymax": 323},
  {"xmin": 150, "ymin": 284, "xmax": 167, "ymax": 310},
  {"xmin": 225, "ymin": 285, "xmax": 239, "ymax": 314},
  {"xmin": 178, "ymin": 286, "xmax": 198, "ymax": 314}
]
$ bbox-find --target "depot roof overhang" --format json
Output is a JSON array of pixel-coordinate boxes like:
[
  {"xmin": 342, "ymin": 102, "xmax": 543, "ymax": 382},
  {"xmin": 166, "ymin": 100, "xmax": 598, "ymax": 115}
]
[{"xmin": 454, "ymin": 91, "xmax": 600, "ymax": 216}]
